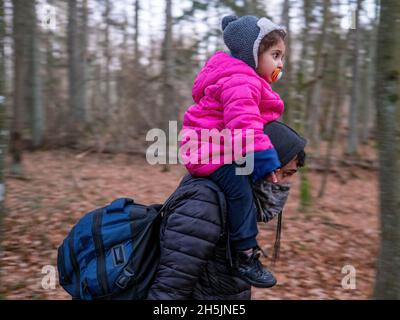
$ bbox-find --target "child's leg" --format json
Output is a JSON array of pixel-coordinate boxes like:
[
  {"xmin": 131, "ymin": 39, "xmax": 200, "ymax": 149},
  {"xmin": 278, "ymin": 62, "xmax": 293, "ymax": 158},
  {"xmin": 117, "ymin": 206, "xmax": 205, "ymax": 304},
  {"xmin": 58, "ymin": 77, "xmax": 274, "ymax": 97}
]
[
  {"xmin": 209, "ymin": 164, "xmax": 277, "ymax": 288},
  {"xmin": 209, "ymin": 163, "xmax": 258, "ymax": 251}
]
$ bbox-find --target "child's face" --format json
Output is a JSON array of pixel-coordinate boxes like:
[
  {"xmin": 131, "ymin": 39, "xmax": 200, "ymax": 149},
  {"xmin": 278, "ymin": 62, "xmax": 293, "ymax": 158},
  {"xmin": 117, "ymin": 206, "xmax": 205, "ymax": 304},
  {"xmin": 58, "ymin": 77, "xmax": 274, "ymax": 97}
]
[{"xmin": 256, "ymin": 39, "xmax": 286, "ymax": 83}]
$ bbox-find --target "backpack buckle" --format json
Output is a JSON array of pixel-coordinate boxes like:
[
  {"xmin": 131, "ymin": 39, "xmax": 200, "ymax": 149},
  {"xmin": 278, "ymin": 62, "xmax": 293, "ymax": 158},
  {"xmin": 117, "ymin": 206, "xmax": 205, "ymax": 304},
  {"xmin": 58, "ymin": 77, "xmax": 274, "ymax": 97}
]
[
  {"xmin": 115, "ymin": 267, "xmax": 135, "ymax": 290},
  {"xmin": 111, "ymin": 245, "xmax": 126, "ymax": 267}
]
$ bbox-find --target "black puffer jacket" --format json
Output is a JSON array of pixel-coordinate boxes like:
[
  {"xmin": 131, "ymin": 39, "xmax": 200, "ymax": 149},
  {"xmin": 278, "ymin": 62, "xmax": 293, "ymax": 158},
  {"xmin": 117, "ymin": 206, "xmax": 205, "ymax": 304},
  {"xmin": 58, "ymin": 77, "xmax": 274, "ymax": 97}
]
[{"xmin": 147, "ymin": 174, "xmax": 251, "ymax": 300}]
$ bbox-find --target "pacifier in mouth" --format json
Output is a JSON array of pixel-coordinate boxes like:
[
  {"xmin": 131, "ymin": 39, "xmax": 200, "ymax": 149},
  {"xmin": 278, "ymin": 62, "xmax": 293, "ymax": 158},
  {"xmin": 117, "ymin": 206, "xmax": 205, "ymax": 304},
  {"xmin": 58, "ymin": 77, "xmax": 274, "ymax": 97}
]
[{"xmin": 271, "ymin": 68, "xmax": 283, "ymax": 82}]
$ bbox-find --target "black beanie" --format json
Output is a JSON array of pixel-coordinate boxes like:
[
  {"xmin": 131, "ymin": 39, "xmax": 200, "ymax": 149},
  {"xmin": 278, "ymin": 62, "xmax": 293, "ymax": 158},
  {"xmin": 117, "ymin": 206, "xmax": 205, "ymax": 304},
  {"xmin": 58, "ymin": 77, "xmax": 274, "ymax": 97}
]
[{"xmin": 263, "ymin": 121, "xmax": 307, "ymax": 167}]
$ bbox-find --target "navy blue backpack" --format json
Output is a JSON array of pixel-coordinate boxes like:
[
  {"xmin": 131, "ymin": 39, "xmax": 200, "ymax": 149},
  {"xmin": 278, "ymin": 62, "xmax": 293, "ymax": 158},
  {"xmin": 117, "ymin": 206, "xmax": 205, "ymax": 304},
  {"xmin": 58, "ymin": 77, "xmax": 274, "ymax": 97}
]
[{"xmin": 57, "ymin": 197, "xmax": 171, "ymax": 300}]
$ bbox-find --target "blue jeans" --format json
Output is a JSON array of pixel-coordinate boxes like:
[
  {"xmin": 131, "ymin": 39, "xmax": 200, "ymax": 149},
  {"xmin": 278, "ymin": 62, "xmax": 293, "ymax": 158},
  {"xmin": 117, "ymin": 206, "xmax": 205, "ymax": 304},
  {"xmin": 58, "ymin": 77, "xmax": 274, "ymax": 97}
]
[{"xmin": 209, "ymin": 163, "xmax": 258, "ymax": 251}]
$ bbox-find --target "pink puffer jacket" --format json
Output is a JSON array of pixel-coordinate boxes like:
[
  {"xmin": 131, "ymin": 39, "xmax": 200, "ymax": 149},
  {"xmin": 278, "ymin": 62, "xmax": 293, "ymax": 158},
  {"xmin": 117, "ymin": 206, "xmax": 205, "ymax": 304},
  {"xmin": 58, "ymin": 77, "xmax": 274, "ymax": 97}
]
[{"xmin": 180, "ymin": 51, "xmax": 284, "ymax": 177}]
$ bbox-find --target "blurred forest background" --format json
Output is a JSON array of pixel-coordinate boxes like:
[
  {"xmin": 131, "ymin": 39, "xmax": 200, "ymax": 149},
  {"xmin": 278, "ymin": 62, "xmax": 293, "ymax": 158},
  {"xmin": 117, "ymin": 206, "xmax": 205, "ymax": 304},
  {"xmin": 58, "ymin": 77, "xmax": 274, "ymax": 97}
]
[{"xmin": 0, "ymin": 0, "xmax": 399, "ymax": 299}]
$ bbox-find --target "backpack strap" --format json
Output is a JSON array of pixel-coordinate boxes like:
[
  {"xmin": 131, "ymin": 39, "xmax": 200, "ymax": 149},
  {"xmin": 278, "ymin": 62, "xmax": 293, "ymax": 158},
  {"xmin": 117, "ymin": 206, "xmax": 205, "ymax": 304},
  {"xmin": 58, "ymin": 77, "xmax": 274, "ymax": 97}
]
[{"xmin": 158, "ymin": 192, "xmax": 177, "ymax": 217}]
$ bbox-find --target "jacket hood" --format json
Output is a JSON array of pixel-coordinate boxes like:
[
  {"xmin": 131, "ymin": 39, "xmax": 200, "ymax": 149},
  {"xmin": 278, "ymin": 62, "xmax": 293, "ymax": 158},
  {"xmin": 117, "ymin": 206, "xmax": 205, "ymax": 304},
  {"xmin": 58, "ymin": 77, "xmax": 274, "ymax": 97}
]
[{"xmin": 192, "ymin": 51, "xmax": 262, "ymax": 103}]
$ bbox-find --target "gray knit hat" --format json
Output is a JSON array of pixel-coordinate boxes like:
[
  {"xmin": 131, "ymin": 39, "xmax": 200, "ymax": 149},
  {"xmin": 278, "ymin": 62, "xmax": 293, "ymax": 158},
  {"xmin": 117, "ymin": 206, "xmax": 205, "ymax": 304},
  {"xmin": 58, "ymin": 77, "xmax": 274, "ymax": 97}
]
[{"xmin": 222, "ymin": 15, "xmax": 286, "ymax": 70}]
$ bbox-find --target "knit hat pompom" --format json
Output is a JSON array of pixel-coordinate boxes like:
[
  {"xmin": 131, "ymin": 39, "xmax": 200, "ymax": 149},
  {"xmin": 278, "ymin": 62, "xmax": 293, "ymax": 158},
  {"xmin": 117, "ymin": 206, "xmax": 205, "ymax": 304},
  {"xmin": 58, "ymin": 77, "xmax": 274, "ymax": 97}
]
[{"xmin": 221, "ymin": 15, "xmax": 238, "ymax": 31}]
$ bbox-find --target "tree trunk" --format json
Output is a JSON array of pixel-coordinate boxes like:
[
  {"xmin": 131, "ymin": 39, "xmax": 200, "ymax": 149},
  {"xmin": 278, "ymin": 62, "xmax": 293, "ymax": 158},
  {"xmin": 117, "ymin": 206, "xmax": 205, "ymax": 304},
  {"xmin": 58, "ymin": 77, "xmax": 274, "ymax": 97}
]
[
  {"xmin": 26, "ymin": 0, "xmax": 45, "ymax": 148},
  {"xmin": 243, "ymin": 0, "xmax": 265, "ymax": 15},
  {"xmin": 0, "ymin": 0, "xmax": 6, "ymax": 219},
  {"xmin": 306, "ymin": 0, "xmax": 330, "ymax": 150},
  {"xmin": 347, "ymin": 0, "xmax": 363, "ymax": 156},
  {"xmin": 318, "ymin": 34, "xmax": 346, "ymax": 197},
  {"xmin": 134, "ymin": 0, "xmax": 140, "ymax": 67},
  {"xmin": 296, "ymin": 0, "xmax": 314, "ymax": 134},
  {"xmin": 104, "ymin": 0, "xmax": 111, "ymax": 112},
  {"xmin": 373, "ymin": 0, "xmax": 400, "ymax": 300},
  {"xmin": 361, "ymin": 0, "xmax": 379, "ymax": 144},
  {"xmin": 131, "ymin": 0, "xmax": 140, "ymax": 132},
  {"xmin": 280, "ymin": 0, "xmax": 294, "ymax": 127},
  {"xmin": 68, "ymin": 0, "xmax": 86, "ymax": 143},
  {"xmin": 10, "ymin": 0, "xmax": 27, "ymax": 176},
  {"xmin": 161, "ymin": 0, "xmax": 175, "ymax": 169},
  {"xmin": 79, "ymin": 0, "xmax": 88, "ymax": 123}
]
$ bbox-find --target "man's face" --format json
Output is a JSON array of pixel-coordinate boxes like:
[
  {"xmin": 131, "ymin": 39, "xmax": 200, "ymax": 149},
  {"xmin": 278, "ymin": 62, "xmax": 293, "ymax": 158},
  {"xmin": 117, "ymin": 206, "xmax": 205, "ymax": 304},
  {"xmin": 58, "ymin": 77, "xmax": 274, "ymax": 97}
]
[{"xmin": 265, "ymin": 157, "xmax": 298, "ymax": 185}]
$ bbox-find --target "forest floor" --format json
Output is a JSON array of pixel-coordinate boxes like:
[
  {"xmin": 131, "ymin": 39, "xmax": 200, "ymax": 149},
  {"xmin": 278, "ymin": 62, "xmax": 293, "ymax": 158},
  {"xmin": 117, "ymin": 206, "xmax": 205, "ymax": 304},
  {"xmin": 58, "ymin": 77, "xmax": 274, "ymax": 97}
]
[{"xmin": 0, "ymin": 148, "xmax": 379, "ymax": 299}]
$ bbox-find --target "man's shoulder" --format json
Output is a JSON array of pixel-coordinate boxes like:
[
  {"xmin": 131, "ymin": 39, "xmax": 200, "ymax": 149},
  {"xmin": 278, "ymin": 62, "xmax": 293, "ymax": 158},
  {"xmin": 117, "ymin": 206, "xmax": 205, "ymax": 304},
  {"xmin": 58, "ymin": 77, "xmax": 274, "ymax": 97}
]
[
  {"xmin": 164, "ymin": 174, "xmax": 225, "ymax": 226},
  {"xmin": 177, "ymin": 174, "xmax": 223, "ymax": 199}
]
